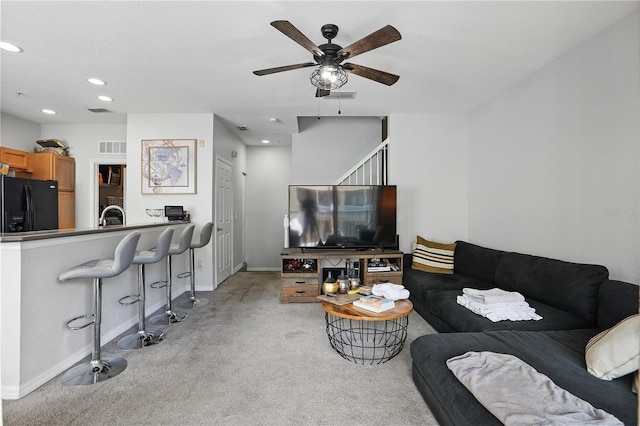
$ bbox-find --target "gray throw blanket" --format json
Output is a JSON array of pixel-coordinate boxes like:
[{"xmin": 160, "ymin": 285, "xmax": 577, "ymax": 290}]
[{"xmin": 446, "ymin": 351, "xmax": 622, "ymax": 425}]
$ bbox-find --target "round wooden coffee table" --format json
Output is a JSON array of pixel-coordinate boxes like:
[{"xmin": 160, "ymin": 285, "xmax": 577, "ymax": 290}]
[{"xmin": 321, "ymin": 299, "xmax": 413, "ymax": 365}]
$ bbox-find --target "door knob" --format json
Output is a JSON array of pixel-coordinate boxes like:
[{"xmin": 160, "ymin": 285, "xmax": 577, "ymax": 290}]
[{"xmin": 217, "ymin": 227, "xmax": 223, "ymax": 231}]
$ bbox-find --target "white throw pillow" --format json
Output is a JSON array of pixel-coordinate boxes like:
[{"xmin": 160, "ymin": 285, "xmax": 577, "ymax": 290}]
[{"xmin": 585, "ymin": 314, "xmax": 640, "ymax": 380}]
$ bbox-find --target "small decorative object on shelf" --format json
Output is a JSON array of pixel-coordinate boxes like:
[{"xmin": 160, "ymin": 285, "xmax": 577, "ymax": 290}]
[
  {"xmin": 322, "ymin": 271, "xmax": 338, "ymax": 295},
  {"xmin": 349, "ymin": 276, "xmax": 360, "ymax": 291},
  {"xmin": 337, "ymin": 272, "xmax": 350, "ymax": 294},
  {"xmin": 145, "ymin": 208, "xmax": 163, "ymax": 218}
]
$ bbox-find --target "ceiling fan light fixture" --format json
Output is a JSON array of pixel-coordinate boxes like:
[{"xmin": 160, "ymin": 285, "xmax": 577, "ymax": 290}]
[{"xmin": 310, "ymin": 64, "xmax": 347, "ymax": 90}]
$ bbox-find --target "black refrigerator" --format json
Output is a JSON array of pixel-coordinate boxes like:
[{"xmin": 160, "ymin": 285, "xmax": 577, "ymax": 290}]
[{"xmin": 1, "ymin": 175, "xmax": 58, "ymax": 232}]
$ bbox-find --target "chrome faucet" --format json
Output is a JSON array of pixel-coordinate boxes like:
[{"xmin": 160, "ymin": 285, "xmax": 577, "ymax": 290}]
[{"xmin": 99, "ymin": 205, "xmax": 126, "ymax": 226}]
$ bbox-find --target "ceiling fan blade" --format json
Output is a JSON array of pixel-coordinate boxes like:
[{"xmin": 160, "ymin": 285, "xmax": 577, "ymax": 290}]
[
  {"xmin": 271, "ymin": 20, "xmax": 325, "ymax": 57},
  {"xmin": 315, "ymin": 88, "xmax": 330, "ymax": 97},
  {"xmin": 343, "ymin": 63, "xmax": 400, "ymax": 86},
  {"xmin": 337, "ymin": 25, "xmax": 401, "ymax": 59},
  {"xmin": 253, "ymin": 62, "xmax": 316, "ymax": 76}
]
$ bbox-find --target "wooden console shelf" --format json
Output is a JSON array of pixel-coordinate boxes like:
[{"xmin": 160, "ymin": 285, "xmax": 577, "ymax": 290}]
[{"xmin": 280, "ymin": 248, "xmax": 403, "ymax": 303}]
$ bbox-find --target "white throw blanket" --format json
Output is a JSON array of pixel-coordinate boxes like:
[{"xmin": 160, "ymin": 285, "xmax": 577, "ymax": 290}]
[
  {"xmin": 457, "ymin": 295, "xmax": 542, "ymax": 322},
  {"xmin": 463, "ymin": 287, "xmax": 525, "ymax": 304},
  {"xmin": 371, "ymin": 283, "xmax": 410, "ymax": 301},
  {"xmin": 447, "ymin": 351, "xmax": 623, "ymax": 425}
]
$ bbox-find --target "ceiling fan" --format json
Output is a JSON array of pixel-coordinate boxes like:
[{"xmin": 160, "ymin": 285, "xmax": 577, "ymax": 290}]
[{"xmin": 253, "ymin": 21, "xmax": 401, "ymax": 97}]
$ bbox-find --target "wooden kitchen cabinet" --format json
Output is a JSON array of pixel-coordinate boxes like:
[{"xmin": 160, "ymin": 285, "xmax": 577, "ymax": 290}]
[
  {"xmin": 58, "ymin": 191, "xmax": 75, "ymax": 230},
  {"xmin": 30, "ymin": 153, "xmax": 76, "ymax": 229},
  {"xmin": 31, "ymin": 153, "xmax": 75, "ymax": 191},
  {"xmin": 0, "ymin": 147, "xmax": 31, "ymax": 171}
]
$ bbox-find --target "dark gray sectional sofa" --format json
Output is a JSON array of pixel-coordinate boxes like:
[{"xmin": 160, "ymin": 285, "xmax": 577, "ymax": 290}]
[{"xmin": 404, "ymin": 241, "xmax": 639, "ymax": 425}]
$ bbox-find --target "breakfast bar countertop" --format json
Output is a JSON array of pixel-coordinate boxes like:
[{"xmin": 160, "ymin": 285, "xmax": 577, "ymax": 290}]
[{"xmin": 0, "ymin": 221, "xmax": 190, "ymax": 243}]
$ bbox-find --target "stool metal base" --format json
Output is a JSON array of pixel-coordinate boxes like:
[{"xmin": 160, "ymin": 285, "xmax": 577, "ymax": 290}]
[
  {"xmin": 62, "ymin": 357, "xmax": 127, "ymax": 386},
  {"xmin": 117, "ymin": 329, "xmax": 165, "ymax": 350},
  {"xmin": 176, "ymin": 296, "xmax": 209, "ymax": 310},
  {"xmin": 149, "ymin": 310, "xmax": 188, "ymax": 325}
]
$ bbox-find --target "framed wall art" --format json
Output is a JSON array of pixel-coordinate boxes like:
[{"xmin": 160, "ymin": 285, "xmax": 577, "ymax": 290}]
[{"xmin": 141, "ymin": 139, "xmax": 196, "ymax": 194}]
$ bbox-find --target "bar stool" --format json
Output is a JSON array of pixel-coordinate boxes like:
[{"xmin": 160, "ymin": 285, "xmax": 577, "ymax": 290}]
[
  {"xmin": 117, "ymin": 227, "xmax": 174, "ymax": 350},
  {"xmin": 177, "ymin": 221, "xmax": 214, "ymax": 309},
  {"xmin": 150, "ymin": 224, "xmax": 195, "ymax": 325},
  {"xmin": 58, "ymin": 231, "xmax": 141, "ymax": 386}
]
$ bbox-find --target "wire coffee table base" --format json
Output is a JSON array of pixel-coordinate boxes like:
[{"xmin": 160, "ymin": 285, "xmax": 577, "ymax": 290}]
[
  {"xmin": 321, "ymin": 299, "xmax": 413, "ymax": 365},
  {"xmin": 324, "ymin": 313, "xmax": 409, "ymax": 364}
]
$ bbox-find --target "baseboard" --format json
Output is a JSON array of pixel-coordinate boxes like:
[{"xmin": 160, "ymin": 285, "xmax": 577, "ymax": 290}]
[
  {"xmin": 1, "ymin": 293, "xmax": 185, "ymax": 400},
  {"xmin": 232, "ymin": 262, "xmax": 247, "ymax": 274},
  {"xmin": 246, "ymin": 267, "xmax": 280, "ymax": 272}
]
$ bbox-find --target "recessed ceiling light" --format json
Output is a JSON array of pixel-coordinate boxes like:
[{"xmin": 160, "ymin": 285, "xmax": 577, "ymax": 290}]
[
  {"xmin": 41, "ymin": 109, "xmax": 56, "ymax": 115},
  {"xmin": 97, "ymin": 95, "xmax": 113, "ymax": 102},
  {"xmin": 261, "ymin": 140, "xmax": 270, "ymax": 144},
  {"xmin": 0, "ymin": 42, "xmax": 23, "ymax": 53},
  {"xmin": 88, "ymin": 78, "xmax": 106, "ymax": 86}
]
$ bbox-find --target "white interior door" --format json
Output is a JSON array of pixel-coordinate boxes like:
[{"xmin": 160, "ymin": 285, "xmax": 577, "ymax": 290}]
[{"xmin": 215, "ymin": 157, "xmax": 233, "ymax": 284}]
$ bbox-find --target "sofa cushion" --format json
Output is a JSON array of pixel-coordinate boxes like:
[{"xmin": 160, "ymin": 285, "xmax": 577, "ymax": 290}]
[
  {"xmin": 453, "ymin": 241, "xmax": 504, "ymax": 282},
  {"xmin": 494, "ymin": 252, "xmax": 607, "ymax": 323},
  {"xmin": 412, "ymin": 236, "xmax": 456, "ymax": 274},
  {"xmin": 586, "ymin": 314, "xmax": 640, "ymax": 380},
  {"xmin": 425, "ymin": 290, "xmax": 594, "ymax": 332},
  {"xmin": 403, "ymin": 256, "xmax": 495, "ymax": 300},
  {"xmin": 598, "ymin": 280, "xmax": 640, "ymax": 329},
  {"xmin": 410, "ymin": 329, "xmax": 636, "ymax": 426}
]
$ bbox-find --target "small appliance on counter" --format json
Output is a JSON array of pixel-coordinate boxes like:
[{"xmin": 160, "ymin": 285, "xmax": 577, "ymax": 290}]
[{"xmin": 164, "ymin": 205, "xmax": 185, "ymax": 221}]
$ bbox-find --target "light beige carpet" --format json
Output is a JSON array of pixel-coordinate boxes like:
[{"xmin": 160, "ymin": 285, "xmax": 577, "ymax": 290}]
[{"xmin": 2, "ymin": 271, "xmax": 438, "ymax": 425}]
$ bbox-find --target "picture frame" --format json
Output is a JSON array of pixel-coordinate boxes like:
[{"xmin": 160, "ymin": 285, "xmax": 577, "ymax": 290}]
[{"xmin": 141, "ymin": 139, "xmax": 196, "ymax": 194}]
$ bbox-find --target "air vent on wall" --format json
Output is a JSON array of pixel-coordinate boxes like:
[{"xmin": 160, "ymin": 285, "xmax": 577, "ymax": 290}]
[
  {"xmin": 99, "ymin": 141, "xmax": 126, "ymax": 154},
  {"xmin": 324, "ymin": 91, "xmax": 356, "ymax": 100},
  {"xmin": 88, "ymin": 107, "xmax": 112, "ymax": 113}
]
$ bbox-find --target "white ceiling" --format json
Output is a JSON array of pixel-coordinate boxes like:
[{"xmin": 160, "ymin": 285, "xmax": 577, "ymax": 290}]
[{"xmin": 1, "ymin": 1, "xmax": 637, "ymax": 146}]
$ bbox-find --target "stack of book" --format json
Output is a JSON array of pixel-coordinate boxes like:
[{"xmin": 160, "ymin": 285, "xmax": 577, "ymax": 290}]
[
  {"xmin": 353, "ymin": 295, "xmax": 395, "ymax": 313},
  {"xmin": 367, "ymin": 258, "xmax": 392, "ymax": 272}
]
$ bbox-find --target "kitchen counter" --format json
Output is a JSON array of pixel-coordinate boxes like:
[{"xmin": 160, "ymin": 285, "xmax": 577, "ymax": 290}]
[
  {"xmin": 0, "ymin": 221, "xmax": 194, "ymax": 399},
  {"xmin": 0, "ymin": 220, "xmax": 190, "ymax": 242}
]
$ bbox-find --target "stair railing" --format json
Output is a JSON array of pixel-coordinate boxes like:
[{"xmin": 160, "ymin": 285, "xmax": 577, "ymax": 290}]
[{"xmin": 334, "ymin": 139, "xmax": 389, "ymax": 186}]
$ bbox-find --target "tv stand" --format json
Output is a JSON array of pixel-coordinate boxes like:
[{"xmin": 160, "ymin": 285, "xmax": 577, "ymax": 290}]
[{"xmin": 280, "ymin": 248, "xmax": 404, "ymax": 303}]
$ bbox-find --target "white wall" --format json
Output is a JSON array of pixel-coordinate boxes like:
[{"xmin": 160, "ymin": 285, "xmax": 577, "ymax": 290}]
[
  {"xmin": 388, "ymin": 114, "xmax": 468, "ymax": 253},
  {"xmin": 39, "ymin": 124, "xmax": 127, "ymax": 228},
  {"xmin": 126, "ymin": 113, "xmax": 216, "ymax": 289},
  {"xmin": 0, "ymin": 113, "xmax": 40, "ymax": 151},
  {"xmin": 291, "ymin": 116, "xmax": 383, "ymax": 184},
  {"xmin": 467, "ymin": 13, "xmax": 640, "ymax": 282},
  {"xmin": 245, "ymin": 145, "xmax": 291, "ymax": 270}
]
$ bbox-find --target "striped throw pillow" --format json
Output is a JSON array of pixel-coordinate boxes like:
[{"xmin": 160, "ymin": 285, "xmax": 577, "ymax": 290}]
[{"xmin": 412, "ymin": 235, "xmax": 456, "ymax": 274}]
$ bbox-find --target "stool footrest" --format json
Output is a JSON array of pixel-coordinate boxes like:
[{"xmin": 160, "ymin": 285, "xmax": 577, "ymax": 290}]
[
  {"xmin": 177, "ymin": 271, "xmax": 191, "ymax": 279},
  {"xmin": 150, "ymin": 280, "xmax": 167, "ymax": 289},
  {"xmin": 118, "ymin": 294, "xmax": 141, "ymax": 305},
  {"xmin": 66, "ymin": 314, "xmax": 95, "ymax": 330}
]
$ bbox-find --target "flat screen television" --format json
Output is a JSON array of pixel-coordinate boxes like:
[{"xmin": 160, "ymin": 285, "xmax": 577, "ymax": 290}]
[{"xmin": 288, "ymin": 185, "xmax": 397, "ymax": 249}]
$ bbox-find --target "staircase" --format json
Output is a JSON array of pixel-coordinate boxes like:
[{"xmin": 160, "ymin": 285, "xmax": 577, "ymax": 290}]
[{"xmin": 334, "ymin": 139, "xmax": 389, "ymax": 186}]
